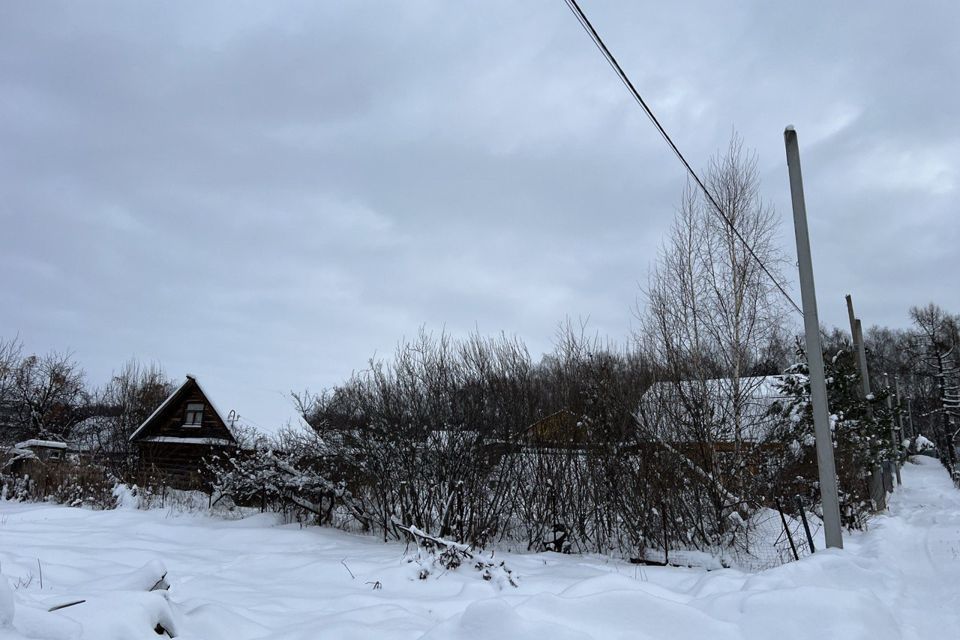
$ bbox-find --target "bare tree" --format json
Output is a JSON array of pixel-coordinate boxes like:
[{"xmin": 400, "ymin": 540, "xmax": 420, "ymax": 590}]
[
  {"xmin": 82, "ymin": 359, "xmax": 175, "ymax": 478},
  {"xmin": 0, "ymin": 337, "xmax": 24, "ymax": 444},
  {"xmin": 909, "ymin": 303, "xmax": 960, "ymax": 474},
  {"xmin": 9, "ymin": 350, "xmax": 87, "ymax": 442},
  {"xmin": 639, "ymin": 133, "xmax": 789, "ymax": 543},
  {"xmin": 700, "ymin": 136, "xmax": 787, "ymax": 444}
]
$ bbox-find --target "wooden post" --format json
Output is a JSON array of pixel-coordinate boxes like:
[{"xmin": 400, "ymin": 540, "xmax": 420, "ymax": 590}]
[
  {"xmin": 795, "ymin": 495, "xmax": 816, "ymax": 553},
  {"xmin": 775, "ymin": 497, "xmax": 799, "ymax": 561}
]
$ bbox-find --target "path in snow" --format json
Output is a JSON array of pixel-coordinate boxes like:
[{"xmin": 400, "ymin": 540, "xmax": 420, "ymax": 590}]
[{"xmin": 2, "ymin": 456, "xmax": 959, "ymax": 639}]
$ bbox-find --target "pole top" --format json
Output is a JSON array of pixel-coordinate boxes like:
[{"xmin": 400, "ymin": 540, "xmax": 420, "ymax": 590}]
[{"xmin": 784, "ymin": 126, "xmax": 798, "ymax": 147}]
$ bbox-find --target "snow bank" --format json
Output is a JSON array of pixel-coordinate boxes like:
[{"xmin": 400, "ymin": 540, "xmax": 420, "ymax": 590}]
[
  {"xmin": 0, "ymin": 564, "xmax": 14, "ymax": 628},
  {"xmin": 912, "ymin": 434, "xmax": 935, "ymax": 451},
  {"xmin": 422, "ymin": 599, "xmax": 590, "ymax": 640},
  {"xmin": 111, "ymin": 484, "xmax": 138, "ymax": 510},
  {"xmin": 1, "ymin": 456, "xmax": 958, "ymax": 638}
]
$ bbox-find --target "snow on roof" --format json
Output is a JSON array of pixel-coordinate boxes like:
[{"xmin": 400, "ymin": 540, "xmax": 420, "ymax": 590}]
[
  {"xmin": 642, "ymin": 375, "xmax": 798, "ymax": 400},
  {"xmin": 2, "ymin": 446, "xmax": 39, "ymax": 468},
  {"xmin": 14, "ymin": 439, "xmax": 69, "ymax": 450},
  {"xmin": 638, "ymin": 375, "xmax": 801, "ymax": 442},
  {"xmin": 141, "ymin": 436, "xmax": 235, "ymax": 446},
  {"xmin": 191, "ymin": 376, "xmax": 232, "ymax": 439}
]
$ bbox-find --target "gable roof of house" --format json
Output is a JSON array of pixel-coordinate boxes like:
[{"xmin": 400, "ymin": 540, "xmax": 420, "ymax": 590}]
[{"xmin": 128, "ymin": 375, "xmax": 235, "ymax": 443}]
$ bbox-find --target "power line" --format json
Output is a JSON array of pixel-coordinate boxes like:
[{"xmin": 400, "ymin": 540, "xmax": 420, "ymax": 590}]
[{"xmin": 562, "ymin": 0, "xmax": 804, "ymax": 317}]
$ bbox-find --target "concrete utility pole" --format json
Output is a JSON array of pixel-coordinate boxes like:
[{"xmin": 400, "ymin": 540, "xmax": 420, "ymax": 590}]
[
  {"xmin": 845, "ymin": 297, "xmax": 869, "ymax": 395},
  {"xmin": 784, "ymin": 126, "xmax": 843, "ymax": 550},
  {"xmin": 855, "ymin": 304, "xmax": 900, "ymax": 490},
  {"xmin": 846, "ymin": 296, "xmax": 885, "ymax": 508}
]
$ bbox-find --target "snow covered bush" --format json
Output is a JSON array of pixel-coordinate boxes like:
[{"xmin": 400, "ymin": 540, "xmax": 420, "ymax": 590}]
[
  {"xmin": 285, "ymin": 323, "xmax": 819, "ymax": 568},
  {"xmin": 208, "ymin": 433, "xmax": 370, "ymax": 528},
  {"xmin": 1, "ymin": 474, "xmax": 32, "ymax": 502},
  {"xmin": 295, "ymin": 328, "xmax": 652, "ymax": 555},
  {"xmin": 398, "ymin": 523, "xmax": 518, "ymax": 589},
  {"xmin": 1, "ymin": 461, "xmax": 116, "ymax": 509},
  {"xmin": 909, "ymin": 434, "xmax": 936, "ymax": 453},
  {"xmin": 293, "ymin": 331, "xmax": 540, "ymax": 546},
  {"xmin": 289, "ymin": 325, "xmax": 801, "ymax": 566}
]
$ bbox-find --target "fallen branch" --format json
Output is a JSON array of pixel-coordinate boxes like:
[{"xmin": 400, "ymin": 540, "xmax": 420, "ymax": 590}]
[
  {"xmin": 393, "ymin": 521, "xmax": 517, "ymax": 587},
  {"xmin": 394, "ymin": 523, "xmax": 473, "ymax": 560}
]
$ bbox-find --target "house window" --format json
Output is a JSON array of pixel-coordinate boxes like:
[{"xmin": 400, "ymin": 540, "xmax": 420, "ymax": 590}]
[{"xmin": 184, "ymin": 403, "xmax": 204, "ymax": 427}]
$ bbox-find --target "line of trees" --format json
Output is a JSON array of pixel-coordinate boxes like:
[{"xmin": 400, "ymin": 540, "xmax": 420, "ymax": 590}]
[
  {"xmin": 212, "ymin": 297, "xmax": 954, "ymax": 560},
  {"xmin": 0, "ymin": 340, "xmax": 174, "ymax": 478}
]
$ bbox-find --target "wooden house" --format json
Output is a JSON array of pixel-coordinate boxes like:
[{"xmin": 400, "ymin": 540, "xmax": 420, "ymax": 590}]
[
  {"xmin": 519, "ymin": 409, "xmax": 587, "ymax": 449},
  {"xmin": 3, "ymin": 439, "xmax": 79, "ymax": 476},
  {"xmin": 129, "ymin": 375, "xmax": 237, "ymax": 488}
]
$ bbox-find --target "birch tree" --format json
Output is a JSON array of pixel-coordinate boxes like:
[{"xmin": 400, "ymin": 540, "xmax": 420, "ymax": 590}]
[{"xmin": 639, "ymin": 133, "xmax": 788, "ymax": 538}]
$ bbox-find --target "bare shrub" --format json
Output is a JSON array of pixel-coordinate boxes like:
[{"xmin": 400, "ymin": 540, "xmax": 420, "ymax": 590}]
[{"xmin": 1, "ymin": 460, "xmax": 115, "ymax": 509}]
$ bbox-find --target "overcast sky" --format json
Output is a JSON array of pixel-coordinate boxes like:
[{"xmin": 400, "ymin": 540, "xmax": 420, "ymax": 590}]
[{"xmin": 2, "ymin": 1, "xmax": 957, "ymax": 429}]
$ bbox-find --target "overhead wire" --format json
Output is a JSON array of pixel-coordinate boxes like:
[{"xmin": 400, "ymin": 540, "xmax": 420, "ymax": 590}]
[{"xmin": 562, "ymin": 0, "xmax": 804, "ymax": 317}]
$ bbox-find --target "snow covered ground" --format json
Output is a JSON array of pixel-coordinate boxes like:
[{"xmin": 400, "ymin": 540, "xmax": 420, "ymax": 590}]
[{"xmin": 2, "ymin": 456, "xmax": 959, "ymax": 639}]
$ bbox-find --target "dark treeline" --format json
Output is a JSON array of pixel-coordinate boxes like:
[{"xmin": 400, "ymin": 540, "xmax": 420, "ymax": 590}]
[
  {"xmin": 1, "ymin": 305, "xmax": 957, "ymax": 560},
  {"xmin": 0, "ymin": 343, "xmax": 175, "ymax": 480},
  {"xmin": 0, "ymin": 298, "xmax": 960, "ymax": 553},
  {"xmin": 205, "ymin": 298, "xmax": 958, "ymax": 561}
]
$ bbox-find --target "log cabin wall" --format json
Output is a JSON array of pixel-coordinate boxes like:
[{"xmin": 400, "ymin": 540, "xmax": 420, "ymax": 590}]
[{"xmin": 137, "ymin": 443, "xmax": 228, "ymax": 489}]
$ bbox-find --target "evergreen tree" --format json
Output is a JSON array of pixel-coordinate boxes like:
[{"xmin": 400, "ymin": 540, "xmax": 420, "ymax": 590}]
[{"xmin": 767, "ymin": 345, "xmax": 897, "ymax": 528}]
